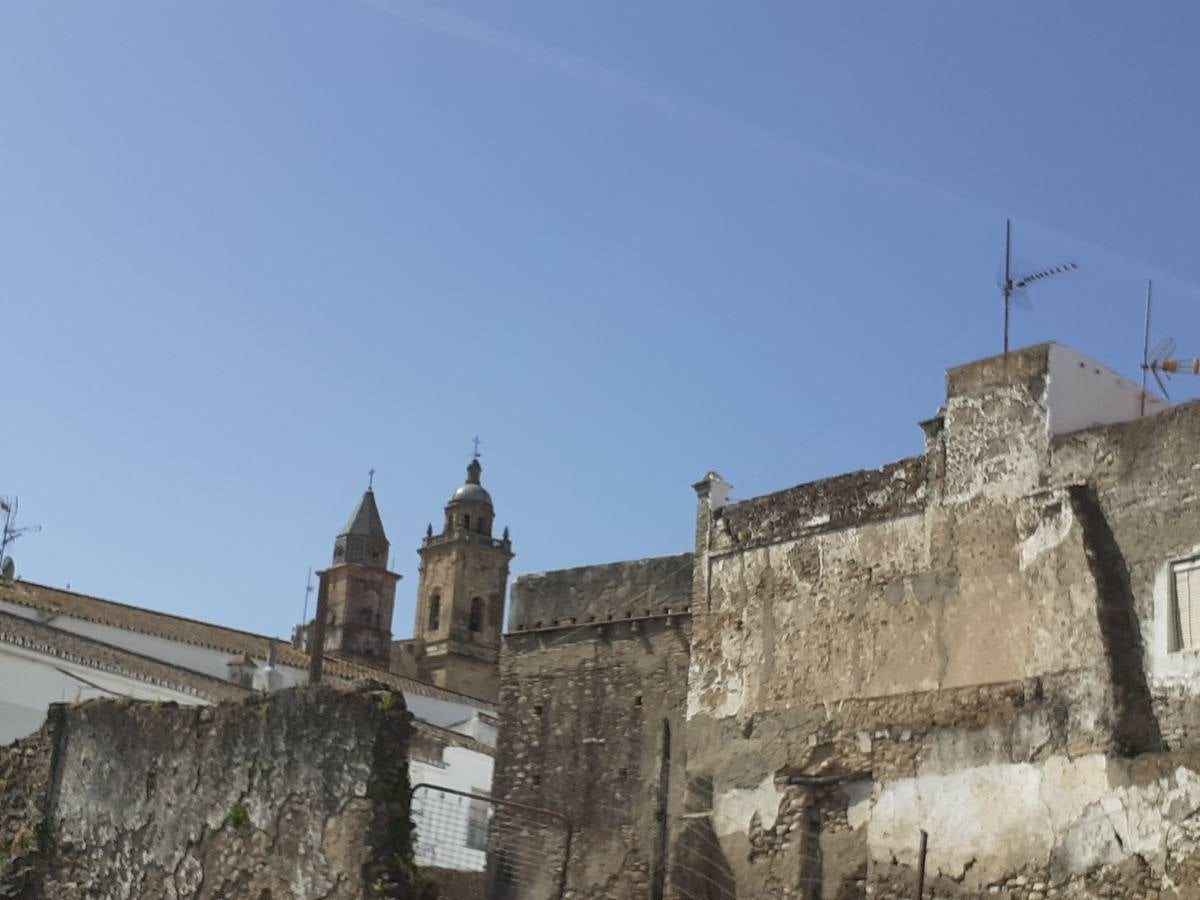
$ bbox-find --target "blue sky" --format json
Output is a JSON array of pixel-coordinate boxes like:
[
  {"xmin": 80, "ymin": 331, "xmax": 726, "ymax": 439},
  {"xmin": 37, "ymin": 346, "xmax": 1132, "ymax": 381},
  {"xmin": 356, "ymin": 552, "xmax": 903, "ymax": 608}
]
[{"xmin": 3, "ymin": 1, "xmax": 1198, "ymax": 638}]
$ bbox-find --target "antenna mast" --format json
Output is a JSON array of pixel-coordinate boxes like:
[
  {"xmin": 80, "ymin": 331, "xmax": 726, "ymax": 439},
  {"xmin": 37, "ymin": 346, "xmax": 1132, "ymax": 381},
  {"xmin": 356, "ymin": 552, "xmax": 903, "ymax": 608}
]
[
  {"xmin": 1003, "ymin": 219, "xmax": 1012, "ymax": 355},
  {"xmin": 1001, "ymin": 218, "xmax": 1078, "ymax": 354},
  {"xmin": 301, "ymin": 567, "xmax": 314, "ymax": 624},
  {"xmin": 0, "ymin": 497, "xmax": 41, "ymax": 583},
  {"xmin": 1140, "ymin": 281, "xmax": 1153, "ymax": 416}
]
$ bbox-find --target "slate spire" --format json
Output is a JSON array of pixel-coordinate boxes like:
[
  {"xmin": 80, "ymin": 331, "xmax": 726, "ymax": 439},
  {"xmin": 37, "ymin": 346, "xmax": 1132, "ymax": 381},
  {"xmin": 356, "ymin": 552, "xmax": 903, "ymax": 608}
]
[{"xmin": 332, "ymin": 488, "xmax": 389, "ymax": 568}]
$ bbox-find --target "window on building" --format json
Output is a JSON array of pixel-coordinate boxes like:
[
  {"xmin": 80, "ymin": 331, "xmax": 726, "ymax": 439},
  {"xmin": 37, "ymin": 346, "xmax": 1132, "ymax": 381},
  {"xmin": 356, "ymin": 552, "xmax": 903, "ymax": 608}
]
[
  {"xmin": 464, "ymin": 515, "xmax": 470, "ymax": 530},
  {"xmin": 1171, "ymin": 558, "xmax": 1200, "ymax": 652},
  {"xmin": 469, "ymin": 597, "xmax": 484, "ymax": 632},
  {"xmin": 465, "ymin": 796, "xmax": 490, "ymax": 851},
  {"xmin": 428, "ymin": 594, "xmax": 441, "ymax": 631}
]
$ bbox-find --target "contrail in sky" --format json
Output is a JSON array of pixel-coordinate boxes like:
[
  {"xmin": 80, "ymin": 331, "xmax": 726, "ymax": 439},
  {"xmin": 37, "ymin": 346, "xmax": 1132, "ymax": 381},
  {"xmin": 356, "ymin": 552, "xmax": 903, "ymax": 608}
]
[
  {"xmin": 360, "ymin": 0, "xmax": 1200, "ymax": 300},
  {"xmin": 358, "ymin": 0, "xmax": 953, "ymax": 194}
]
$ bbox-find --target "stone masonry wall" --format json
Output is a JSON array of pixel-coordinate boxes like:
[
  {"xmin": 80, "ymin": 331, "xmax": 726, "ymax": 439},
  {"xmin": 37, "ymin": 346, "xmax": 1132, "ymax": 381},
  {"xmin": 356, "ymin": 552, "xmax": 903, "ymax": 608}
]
[
  {"xmin": 509, "ymin": 553, "xmax": 693, "ymax": 631},
  {"xmin": 495, "ymin": 620, "xmax": 692, "ymax": 900},
  {"xmin": 494, "ymin": 554, "xmax": 693, "ymax": 900},
  {"xmin": 679, "ymin": 345, "xmax": 1200, "ymax": 897},
  {"xmin": 0, "ymin": 711, "xmax": 58, "ymax": 895},
  {"xmin": 0, "ymin": 686, "xmax": 434, "ymax": 900}
]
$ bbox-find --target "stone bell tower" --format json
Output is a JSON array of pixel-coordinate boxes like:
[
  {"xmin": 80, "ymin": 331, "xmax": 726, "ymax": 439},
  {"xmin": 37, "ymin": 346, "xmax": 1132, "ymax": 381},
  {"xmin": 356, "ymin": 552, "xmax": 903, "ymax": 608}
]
[
  {"xmin": 300, "ymin": 486, "xmax": 401, "ymax": 668},
  {"xmin": 412, "ymin": 458, "xmax": 513, "ymax": 701}
]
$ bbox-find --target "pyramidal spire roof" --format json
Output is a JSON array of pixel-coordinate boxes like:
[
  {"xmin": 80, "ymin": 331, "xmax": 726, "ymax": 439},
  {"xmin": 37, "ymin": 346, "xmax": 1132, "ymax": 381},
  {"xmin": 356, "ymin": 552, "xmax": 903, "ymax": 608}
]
[{"xmin": 340, "ymin": 488, "xmax": 388, "ymax": 541}]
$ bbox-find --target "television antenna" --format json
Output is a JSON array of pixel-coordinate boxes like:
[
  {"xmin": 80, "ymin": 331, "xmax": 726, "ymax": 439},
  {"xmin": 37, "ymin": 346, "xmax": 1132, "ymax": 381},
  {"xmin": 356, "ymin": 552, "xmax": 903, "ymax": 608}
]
[
  {"xmin": 1000, "ymin": 218, "xmax": 1079, "ymax": 354},
  {"xmin": 0, "ymin": 497, "xmax": 41, "ymax": 584},
  {"xmin": 1138, "ymin": 278, "xmax": 1200, "ymax": 411}
]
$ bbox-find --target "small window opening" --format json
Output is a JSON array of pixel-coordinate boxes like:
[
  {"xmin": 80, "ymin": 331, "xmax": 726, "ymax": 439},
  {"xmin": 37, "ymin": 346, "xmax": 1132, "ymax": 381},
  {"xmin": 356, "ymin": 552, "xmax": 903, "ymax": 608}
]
[
  {"xmin": 1171, "ymin": 558, "xmax": 1200, "ymax": 652},
  {"xmin": 428, "ymin": 594, "xmax": 442, "ymax": 631},
  {"xmin": 533, "ymin": 704, "xmax": 543, "ymax": 716},
  {"xmin": 634, "ymin": 695, "xmax": 643, "ymax": 707},
  {"xmin": 464, "ymin": 515, "xmax": 471, "ymax": 529},
  {"xmin": 465, "ymin": 797, "xmax": 490, "ymax": 851},
  {"xmin": 469, "ymin": 597, "xmax": 485, "ymax": 632}
]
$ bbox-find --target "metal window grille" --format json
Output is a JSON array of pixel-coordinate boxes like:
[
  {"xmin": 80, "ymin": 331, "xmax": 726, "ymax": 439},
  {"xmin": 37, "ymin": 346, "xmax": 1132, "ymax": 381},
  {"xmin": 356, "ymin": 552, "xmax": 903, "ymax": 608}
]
[
  {"xmin": 411, "ymin": 783, "xmax": 573, "ymax": 900},
  {"xmin": 466, "ymin": 796, "xmax": 489, "ymax": 851}
]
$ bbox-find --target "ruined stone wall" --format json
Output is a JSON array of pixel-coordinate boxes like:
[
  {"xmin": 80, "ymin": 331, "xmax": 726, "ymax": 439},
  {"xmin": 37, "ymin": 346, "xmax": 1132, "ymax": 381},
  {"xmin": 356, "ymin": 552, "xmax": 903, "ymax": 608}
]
[
  {"xmin": 1053, "ymin": 398, "xmax": 1200, "ymax": 752},
  {"xmin": 0, "ymin": 687, "xmax": 433, "ymax": 900},
  {"xmin": 494, "ymin": 554, "xmax": 693, "ymax": 900},
  {"xmin": 679, "ymin": 345, "xmax": 1200, "ymax": 897},
  {"xmin": 0, "ymin": 710, "xmax": 58, "ymax": 894}
]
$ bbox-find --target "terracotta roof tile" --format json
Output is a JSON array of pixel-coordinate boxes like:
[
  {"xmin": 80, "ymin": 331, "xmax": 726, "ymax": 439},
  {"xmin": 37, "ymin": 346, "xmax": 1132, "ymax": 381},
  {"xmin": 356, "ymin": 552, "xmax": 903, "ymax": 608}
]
[
  {"xmin": 0, "ymin": 581, "xmax": 496, "ymax": 711},
  {"xmin": 0, "ymin": 610, "xmax": 250, "ymax": 703}
]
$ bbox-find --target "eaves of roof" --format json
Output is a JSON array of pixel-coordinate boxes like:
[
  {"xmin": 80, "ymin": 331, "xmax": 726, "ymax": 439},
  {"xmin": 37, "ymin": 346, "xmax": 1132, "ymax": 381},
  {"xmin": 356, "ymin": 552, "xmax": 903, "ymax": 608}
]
[
  {"xmin": 0, "ymin": 581, "xmax": 496, "ymax": 712},
  {"xmin": 0, "ymin": 609, "xmax": 251, "ymax": 704}
]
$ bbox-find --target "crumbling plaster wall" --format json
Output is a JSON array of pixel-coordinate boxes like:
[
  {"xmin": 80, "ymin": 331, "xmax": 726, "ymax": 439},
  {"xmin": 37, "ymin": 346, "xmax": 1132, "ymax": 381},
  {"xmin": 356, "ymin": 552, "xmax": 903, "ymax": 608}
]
[
  {"xmin": 681, "ymin": 345, "xmax": 1200, "ymax": 896},
  {"xmin": 1053, "ymin": 398, "xmax": 1200, "ymax": 750},
  {"xmin": 0, "ymin": 687, "xmax": 432, "ymax": 900}
]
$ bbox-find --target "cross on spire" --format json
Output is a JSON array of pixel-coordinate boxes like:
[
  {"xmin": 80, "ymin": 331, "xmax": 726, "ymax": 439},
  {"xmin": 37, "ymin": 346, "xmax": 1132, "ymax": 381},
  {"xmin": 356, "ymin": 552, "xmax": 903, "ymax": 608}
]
[
  {"xmin": 368, "ymin": 468, "xmax": 376, "ymax": 489},
  {"xmin": 472, "ymin": 436, "xmax": 482, "ymax": 459}
]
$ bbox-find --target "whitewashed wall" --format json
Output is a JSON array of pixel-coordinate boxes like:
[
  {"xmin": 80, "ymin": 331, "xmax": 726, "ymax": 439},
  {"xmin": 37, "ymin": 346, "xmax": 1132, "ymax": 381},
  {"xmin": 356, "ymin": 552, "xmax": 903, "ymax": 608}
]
[
  {"xmin": 1047, "ymin": 343, "xmax": 1166, "ymax": 434},
  {"xmin": 411, "ymin": 744, "xmax": 496, "ymax": 872},
  {"xmin": 0, "ymin": 643, "xmax": 204, "ymax": 744},
  {"xmin": 0, "ymin": 599, "xmax": 494, "ymax": 734}
]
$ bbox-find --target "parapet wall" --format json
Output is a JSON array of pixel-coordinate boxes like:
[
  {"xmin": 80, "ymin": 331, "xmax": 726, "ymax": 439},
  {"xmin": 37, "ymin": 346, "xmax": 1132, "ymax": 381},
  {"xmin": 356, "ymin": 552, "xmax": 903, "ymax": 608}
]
[
  {"xmin": 712, "ymin": 456, "xmax": 926, "ymax": 555},
  {"xmin": 508, "ymin": 553, "xmax": 693, "ymax": 632},
  {"xmin": 0, "ymin": 687, "xmax": 433, "ymax": 900}
]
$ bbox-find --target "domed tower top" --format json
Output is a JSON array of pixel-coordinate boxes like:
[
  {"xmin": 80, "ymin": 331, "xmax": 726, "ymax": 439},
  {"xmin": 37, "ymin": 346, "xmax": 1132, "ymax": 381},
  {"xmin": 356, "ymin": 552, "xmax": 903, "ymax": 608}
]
[
  {"xmin": 444, "ymin": 459, "xmax": 494, "ymax": 535},
  {"xmin": 333, "ymin": 487, "xmax": 389, "ymax": 568},
  {"xmin": 448, "ymin": 458, "xmax": 493, "ymax": 506}
]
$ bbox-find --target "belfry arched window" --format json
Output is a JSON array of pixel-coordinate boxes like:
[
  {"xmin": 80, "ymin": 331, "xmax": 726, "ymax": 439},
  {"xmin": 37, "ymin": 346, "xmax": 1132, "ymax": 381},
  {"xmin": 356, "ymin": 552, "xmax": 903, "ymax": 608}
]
[
  {"xmin": 469, "ymin": 597, "xmax": 484, "ymax": 632},
  {"xmin": 428, "ymin": 594, "xmax": 442, "ymax": 631}
]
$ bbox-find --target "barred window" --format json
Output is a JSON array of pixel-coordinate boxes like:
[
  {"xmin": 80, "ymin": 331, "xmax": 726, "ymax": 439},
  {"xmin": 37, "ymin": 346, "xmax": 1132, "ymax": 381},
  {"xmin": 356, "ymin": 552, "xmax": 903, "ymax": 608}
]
[
  {"xmin": 465, "ymin": 796, "xmax": 490, "ymax": 851},
  {"xmin": 1171, "ymin": 558, "xmax": 1200, "ymax": 652}
]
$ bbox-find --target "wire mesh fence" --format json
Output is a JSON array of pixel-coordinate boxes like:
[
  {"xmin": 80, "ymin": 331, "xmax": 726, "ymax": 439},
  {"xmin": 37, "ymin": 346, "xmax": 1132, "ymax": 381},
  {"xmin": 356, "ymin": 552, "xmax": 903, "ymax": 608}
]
[{"xmin": 411, "ymin": 782, "xmax": 573, "ymax": 900}]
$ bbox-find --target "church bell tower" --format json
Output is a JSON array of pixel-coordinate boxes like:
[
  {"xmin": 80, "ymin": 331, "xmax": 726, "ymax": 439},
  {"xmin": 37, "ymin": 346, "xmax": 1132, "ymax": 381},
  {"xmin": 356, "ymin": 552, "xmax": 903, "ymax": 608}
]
[
  {"xmin": 413, "ymin": 458, "xmax": 513, "ymax": 701},
  {"xmin": 304, "ymin": 486, "xmax": 401, "ymax": 667}
]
